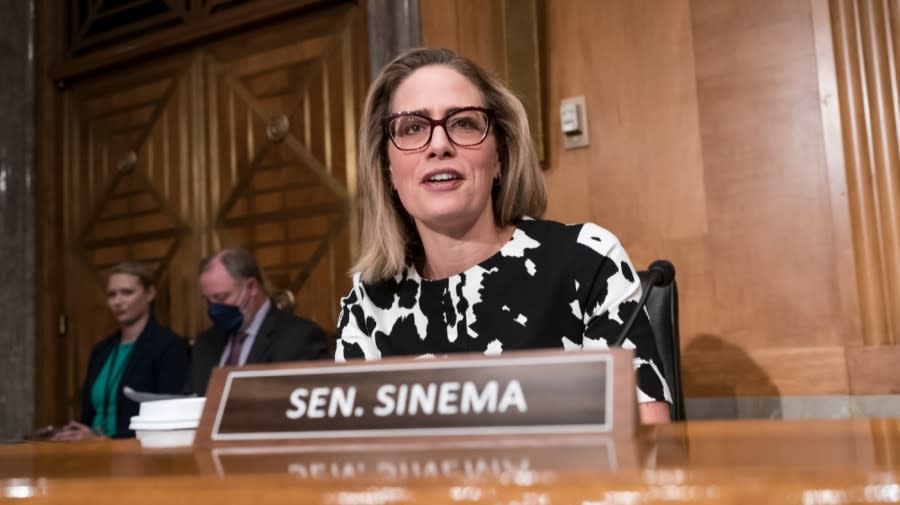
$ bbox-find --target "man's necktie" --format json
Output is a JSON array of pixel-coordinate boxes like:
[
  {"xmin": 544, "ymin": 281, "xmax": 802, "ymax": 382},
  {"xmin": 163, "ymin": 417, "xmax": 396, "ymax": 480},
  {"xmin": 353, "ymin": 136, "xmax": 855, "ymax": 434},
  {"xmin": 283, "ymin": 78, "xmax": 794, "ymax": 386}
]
[{"xmin": 224, "ymin": 331, "xmax": 248, "ymax": 367}]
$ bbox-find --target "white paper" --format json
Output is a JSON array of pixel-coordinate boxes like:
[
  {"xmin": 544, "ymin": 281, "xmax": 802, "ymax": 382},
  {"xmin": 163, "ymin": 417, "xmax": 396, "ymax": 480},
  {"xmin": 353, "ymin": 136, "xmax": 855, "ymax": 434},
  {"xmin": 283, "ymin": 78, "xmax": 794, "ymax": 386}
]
[
  {"xmin": 129, "ymin": 419, "xmax": 199, "ymax": 430},
  {"xmin": 135, "ymin": 429, "xmax": 196, "ymax": 448},
  {"xmin": 123, "ymin": 386, "xmax": 196, "ymax": 403}
]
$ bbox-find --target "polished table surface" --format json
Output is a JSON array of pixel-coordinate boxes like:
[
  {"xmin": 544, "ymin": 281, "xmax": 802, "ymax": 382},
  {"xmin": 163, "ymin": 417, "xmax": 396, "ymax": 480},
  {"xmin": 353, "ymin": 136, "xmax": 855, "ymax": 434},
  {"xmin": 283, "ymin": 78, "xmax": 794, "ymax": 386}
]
[{"xmin": 2, "ymin": 418, "xmax": 900, "ymax": 504}]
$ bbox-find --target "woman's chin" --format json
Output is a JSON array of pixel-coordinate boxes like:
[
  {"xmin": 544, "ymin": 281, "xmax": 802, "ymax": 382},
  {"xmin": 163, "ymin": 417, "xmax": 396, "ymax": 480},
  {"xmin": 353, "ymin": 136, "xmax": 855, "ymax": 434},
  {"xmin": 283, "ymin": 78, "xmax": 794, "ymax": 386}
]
[
  {"xmin": 116, "ymin": 314, "xmax": 145, "ymax": 328},
  {"xmin": 414, "ymin": 209, "xmax": 477, "ymax": 231},
  {"xmin": 414, "ymin": 202, "xmax": 493, "ymax": 229}
]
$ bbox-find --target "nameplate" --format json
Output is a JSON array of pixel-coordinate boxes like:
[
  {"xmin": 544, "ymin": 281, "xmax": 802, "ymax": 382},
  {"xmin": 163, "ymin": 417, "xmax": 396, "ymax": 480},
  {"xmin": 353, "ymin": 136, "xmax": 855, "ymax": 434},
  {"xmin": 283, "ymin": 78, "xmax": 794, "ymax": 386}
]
[{"xmin": 194, "ymin": 349, "xmax": 636, "ymax": 447}]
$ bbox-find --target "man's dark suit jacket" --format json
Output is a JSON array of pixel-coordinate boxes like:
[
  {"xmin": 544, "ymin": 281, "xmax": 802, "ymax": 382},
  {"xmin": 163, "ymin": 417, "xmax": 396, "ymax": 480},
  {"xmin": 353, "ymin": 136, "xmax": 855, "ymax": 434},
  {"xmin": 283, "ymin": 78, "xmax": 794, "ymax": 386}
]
[
  {"xmin": 81, "ymin": 318, "xmax": 189, "ymax": 438},
  {"xmin": 185, "ymin": 304, "xmax": 329, "ymax": 396}
]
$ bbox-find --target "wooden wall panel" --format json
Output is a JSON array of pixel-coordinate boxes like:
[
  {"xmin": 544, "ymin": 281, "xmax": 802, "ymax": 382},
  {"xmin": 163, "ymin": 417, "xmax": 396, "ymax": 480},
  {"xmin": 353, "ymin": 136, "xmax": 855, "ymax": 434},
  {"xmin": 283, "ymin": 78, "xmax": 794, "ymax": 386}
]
[
  {"xmin": 420, "ymin": 0, "xmax": 545, "ymax": 159},
  {"xmin": 688, "ymin": 0, "xmax": 853, "ymax": 348},
  {"xmin": 547, "ymin": 0, "xmax": 708, "ymax": 245},
  {"xmin": 420, "ymin": 0, "xmax": 883, "ymax": 398},
  {"xmin": 543, "ymin": 0, "xmax": 857, "ymax": 396},
  {"xmin": 420, "ymin": 1, "xmax": 505, "ymax": 72},
  {"xmin": 204, "ymin": 6, "xmax": 357, "ymax": 328},
  {"xmin": 847, "ymin": 346, "xmax": 900, "ymax": 394}
]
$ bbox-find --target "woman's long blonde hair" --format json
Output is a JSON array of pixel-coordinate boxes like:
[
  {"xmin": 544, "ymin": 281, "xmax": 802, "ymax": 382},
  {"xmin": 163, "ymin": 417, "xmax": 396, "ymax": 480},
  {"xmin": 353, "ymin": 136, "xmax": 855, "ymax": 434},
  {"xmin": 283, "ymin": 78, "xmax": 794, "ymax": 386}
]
[{"xmin": 352, "ymin": 48, "xmax": 546, "ymax": 283}]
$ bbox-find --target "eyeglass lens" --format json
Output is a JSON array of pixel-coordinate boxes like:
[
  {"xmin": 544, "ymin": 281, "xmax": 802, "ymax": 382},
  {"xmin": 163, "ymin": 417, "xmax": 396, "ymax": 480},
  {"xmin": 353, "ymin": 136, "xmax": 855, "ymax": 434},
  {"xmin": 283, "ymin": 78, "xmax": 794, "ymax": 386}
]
[{"xmin": 389, "ymin": 109, "xmax": 489, "ymax": 150}]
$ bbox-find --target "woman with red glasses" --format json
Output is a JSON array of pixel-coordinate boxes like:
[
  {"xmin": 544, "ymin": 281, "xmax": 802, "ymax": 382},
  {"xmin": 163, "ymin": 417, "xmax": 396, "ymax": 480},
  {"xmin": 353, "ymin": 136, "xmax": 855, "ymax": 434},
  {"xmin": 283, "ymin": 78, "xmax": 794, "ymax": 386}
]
[{"xmin": 336, "ymin": 48, "xmax": 671, "ymax": 424}]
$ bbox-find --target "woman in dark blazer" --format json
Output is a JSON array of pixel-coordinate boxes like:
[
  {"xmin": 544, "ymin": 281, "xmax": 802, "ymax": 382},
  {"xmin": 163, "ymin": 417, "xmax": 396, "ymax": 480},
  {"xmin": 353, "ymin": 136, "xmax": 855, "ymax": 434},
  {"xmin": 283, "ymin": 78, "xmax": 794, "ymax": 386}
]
[{"xmin": 53, "ymin": 262, "xmax": 188, "ymax": 440}]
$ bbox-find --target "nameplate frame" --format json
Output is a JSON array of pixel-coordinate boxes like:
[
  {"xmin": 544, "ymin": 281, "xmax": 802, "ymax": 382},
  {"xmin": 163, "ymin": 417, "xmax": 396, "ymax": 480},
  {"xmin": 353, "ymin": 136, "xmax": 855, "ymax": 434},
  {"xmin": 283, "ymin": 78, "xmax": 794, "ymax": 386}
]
[{"xmin": 194, "ymin": 348, "xmax": 636, "ymax": 447}]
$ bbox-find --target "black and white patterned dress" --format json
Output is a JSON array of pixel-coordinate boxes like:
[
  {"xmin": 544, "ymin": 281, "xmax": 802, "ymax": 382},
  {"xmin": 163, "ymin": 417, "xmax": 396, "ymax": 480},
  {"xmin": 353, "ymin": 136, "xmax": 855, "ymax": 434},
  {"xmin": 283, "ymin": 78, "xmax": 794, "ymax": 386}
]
[{"xmin": 336, "ymin": 218, "xmax": 671, "ymax": 404}]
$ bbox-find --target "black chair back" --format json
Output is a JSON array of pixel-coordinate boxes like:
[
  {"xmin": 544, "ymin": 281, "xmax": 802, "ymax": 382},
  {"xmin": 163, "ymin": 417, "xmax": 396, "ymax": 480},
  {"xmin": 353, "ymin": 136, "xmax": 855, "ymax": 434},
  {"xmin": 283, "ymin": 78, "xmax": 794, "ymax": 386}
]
[{"xmin": 638, "ymin": 267, "xmax": 685, "ymax": 421}]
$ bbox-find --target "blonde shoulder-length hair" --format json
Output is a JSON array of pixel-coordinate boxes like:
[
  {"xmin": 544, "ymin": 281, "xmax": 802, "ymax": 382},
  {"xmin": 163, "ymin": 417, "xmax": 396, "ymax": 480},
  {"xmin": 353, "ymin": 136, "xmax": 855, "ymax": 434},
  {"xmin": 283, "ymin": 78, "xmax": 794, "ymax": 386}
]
[{"xmin": 352, "ymin": 48, "xmax": 547, "ymax": 284}]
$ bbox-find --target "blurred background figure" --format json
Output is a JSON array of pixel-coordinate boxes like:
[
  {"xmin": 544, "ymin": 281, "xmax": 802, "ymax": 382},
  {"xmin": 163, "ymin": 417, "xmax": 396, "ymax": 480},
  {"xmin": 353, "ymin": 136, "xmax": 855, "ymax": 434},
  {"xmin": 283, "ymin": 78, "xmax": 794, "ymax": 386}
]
[
  {"xmin": 184, "ymin": 248, "xmax": 329, "ymax": 396},
  {"xmin": 53, "ymin": 261, "xmax": 188, "ymax": 440}
]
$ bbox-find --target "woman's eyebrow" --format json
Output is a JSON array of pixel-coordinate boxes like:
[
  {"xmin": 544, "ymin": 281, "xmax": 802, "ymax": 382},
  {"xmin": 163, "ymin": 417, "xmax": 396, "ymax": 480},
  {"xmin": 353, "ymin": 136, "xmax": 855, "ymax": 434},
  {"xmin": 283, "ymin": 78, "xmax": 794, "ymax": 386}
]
[
  {"xmin": 394, "ymin": 108, "xmax": 430, "ymax": 116},
  {"xmin": 399, "ymin": 106, "xmax": 467, "ymax": 117}
]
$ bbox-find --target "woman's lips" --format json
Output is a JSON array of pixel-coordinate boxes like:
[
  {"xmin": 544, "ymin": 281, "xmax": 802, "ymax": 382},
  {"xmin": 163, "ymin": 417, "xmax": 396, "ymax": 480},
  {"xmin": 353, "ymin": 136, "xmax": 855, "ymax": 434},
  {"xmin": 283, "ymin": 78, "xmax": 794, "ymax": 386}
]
[
  {"xmin": 421, "ymin": 169, "xmax": 463, "ymax": 183},
  {"xmin": 421, "ymin": 169, "xmax": 464, "ymax": 190}
]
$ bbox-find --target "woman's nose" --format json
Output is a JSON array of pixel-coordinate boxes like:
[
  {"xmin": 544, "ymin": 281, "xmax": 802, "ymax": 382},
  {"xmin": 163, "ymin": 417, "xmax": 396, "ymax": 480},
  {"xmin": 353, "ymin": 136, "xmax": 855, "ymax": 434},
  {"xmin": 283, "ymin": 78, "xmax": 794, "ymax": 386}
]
[{"xmin": 427, "ymin": 125, "xmax": 455, "ymax": 156}]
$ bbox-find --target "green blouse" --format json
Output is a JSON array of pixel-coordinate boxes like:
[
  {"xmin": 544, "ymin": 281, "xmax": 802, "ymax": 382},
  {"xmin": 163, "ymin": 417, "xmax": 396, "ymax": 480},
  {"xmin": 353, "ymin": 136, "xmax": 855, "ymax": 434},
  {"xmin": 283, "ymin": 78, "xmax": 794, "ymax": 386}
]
[{"xmin": 89, "ymin": 342, "xmax": 135, "ymax": 437}]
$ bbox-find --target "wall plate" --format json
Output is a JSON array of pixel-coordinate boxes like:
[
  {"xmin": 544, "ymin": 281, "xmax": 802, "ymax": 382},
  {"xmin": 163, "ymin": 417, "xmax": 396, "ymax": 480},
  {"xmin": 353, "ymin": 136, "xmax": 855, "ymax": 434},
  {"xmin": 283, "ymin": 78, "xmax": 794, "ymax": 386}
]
[{"xmin": 560, "ymin": 96, "xmax": 590, "ymax": 150}]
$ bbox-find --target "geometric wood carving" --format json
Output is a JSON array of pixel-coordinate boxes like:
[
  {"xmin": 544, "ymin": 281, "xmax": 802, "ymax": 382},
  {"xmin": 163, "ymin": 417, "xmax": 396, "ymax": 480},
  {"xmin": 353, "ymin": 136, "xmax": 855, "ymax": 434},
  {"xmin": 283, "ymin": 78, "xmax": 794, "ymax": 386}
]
[
  {"xmin": 73, "ymin": 59, "xmax": 191, "ymax": 286},
  {"xmin": 78, "ymin": 168, "xmax": 189, "ymax": 284},
  {"xmin": 209, "ymin": 7, "xmax": 355, "ymax": 295}
]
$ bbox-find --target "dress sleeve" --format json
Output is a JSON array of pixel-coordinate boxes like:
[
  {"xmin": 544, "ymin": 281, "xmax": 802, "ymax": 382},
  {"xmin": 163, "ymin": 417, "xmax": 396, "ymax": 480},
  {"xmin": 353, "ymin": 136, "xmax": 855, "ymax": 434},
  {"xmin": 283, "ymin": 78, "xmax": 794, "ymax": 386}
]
[
  {"xmin": 335, "ymin": 273, "xmax": 383, "ymax": 362},
  {"xmin": 574, "ymin": 224, "xmax": 672, "ymax": 404}
]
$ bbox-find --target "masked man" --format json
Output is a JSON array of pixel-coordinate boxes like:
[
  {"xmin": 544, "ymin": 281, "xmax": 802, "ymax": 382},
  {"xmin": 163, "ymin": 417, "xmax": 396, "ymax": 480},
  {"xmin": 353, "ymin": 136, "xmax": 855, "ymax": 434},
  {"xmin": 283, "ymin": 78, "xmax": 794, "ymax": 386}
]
[{"xmin": 184, "ymin": 248, "xmax": 329, "ymax": 396}]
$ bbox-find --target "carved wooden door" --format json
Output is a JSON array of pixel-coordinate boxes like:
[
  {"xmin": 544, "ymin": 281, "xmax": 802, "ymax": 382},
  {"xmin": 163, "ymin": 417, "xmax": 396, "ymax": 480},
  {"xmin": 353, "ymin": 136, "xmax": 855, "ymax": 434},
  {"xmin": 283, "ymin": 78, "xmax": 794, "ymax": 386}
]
[{"xmin": 60, "ymin": 3, "xmax": 364, "ymax": 417}]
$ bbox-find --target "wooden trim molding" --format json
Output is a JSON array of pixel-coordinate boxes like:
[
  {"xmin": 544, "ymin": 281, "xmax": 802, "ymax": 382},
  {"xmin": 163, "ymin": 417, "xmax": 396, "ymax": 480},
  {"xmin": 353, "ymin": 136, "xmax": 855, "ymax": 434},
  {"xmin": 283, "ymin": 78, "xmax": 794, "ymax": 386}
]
[
  {"xmin": 683, "ymin": 346, "xmax": 849, "ymax": 397},
  {"xmin": 53, "ymin": 0, "xmax": 344, "ymax": 84},
  {"xmin": 829, "ymin": 0, "xmax": 900, "ymax": 346},
  {"xmin": 35, "ymin": 0, "xmax": 68, "ymax": 428},
  {"xmin": 811, "ymin": 0, "xmax": 864, "ymax": 346}
]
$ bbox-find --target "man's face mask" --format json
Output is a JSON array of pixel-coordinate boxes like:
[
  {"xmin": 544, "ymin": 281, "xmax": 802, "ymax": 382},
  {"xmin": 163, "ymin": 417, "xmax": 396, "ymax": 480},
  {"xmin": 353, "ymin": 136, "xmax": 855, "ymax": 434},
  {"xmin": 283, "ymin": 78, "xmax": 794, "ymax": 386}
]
[{"xmin": 207, "ymin": 282, "xmax": 249, "ymax": 333}]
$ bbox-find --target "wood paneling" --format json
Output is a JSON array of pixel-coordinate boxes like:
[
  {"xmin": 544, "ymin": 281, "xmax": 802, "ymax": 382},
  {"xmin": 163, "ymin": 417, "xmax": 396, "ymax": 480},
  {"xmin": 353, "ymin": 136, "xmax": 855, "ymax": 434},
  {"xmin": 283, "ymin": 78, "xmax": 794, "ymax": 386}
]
[
  {"xmin": 56, "ymin": 0, "xmax": 332, "ymax": 83},
  {"xmin": 545, "ymin": 0, "xmax": 708, "ymax": 241},
  {"xmin": 688, "ymin": 0, "xmax": 850, "ymax": 350},
  {"xmin": 847, "ymin": 346, "xmax": 900, "ymax": 394},
  {"xmin": 830, "ymin": 0, "xmax": 900, "ymax": 347},
  {"xmin": 683, "ymin": 346, "xmax": 848, "ymax": 396},
  {"xmin": 544, "ymin": 0, "xmax": 857, "ymax": 396},
  {"xmin": 420, "ymin": 0, "xmax": 544, "ymax": 159},
  {"xmin": 35, "ymin": 0, "xmax": 67, "ymax": 430},
  {"xmin": 420, "ymin": 0, "xmax": 898, "ymax": 398},
  {"xmin": 420, "ymin": 1, "xmax": 505, "ymax": 71},
  {"xmin": 203, "ymin": 6, "xmax": 358, "ymax": 327},
  {"xmin": 811, "ymin": 0, "xmax": 864, "ymax": 350}
]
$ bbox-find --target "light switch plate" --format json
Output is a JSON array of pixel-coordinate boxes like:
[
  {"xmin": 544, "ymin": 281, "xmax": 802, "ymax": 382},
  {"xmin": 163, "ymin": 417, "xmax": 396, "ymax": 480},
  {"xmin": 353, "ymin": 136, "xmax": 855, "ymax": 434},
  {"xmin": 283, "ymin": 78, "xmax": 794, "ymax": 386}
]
[
  {"xmin": 560, "ymin": 101, "xmax": 581, "ymax": 134},
  {"xmin": 560, "ymin": 96, "xmax": 589, "ymax": 150}
]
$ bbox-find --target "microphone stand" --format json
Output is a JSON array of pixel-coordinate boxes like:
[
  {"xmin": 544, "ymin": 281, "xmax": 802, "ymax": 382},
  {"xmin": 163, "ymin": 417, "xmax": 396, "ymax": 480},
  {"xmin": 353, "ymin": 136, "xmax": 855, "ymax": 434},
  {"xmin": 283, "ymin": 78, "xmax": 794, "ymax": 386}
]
[{"xmin": 611, "ymin": 270, "xmax": 662, "ymax": 348}]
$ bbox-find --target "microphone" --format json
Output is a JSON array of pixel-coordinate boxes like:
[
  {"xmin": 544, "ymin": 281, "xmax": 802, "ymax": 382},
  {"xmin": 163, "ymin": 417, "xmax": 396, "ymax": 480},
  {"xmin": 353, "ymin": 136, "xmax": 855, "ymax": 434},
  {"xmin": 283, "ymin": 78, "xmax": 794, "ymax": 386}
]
[{"xmin": 610, "ymin": 260, "xmax": 675, "ymax": 348}]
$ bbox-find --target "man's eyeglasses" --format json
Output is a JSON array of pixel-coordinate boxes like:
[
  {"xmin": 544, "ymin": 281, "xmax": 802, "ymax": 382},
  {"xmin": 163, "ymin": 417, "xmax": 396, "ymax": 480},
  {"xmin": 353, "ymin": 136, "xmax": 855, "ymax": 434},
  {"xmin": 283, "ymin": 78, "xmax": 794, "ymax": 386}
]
[{"xmin": 384, "ymin": 106, "xmax": 494, "ymax": 151}]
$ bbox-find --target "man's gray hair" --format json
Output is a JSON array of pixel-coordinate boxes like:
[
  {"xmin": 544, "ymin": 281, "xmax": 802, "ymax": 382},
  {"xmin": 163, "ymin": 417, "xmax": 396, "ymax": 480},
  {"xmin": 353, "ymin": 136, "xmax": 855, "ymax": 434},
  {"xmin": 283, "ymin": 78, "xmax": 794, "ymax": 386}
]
[{"xmin": 199, "ymin": 248, "xmax": 264, "ymax": 285}]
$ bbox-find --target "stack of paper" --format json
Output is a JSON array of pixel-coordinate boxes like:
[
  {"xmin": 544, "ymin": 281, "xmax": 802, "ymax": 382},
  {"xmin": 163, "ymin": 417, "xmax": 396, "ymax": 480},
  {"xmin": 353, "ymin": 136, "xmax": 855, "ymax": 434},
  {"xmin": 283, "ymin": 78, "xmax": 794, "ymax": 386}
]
[{"xmin": 128, "ymin": 395, "xmax": 206, "ymax": 448}]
